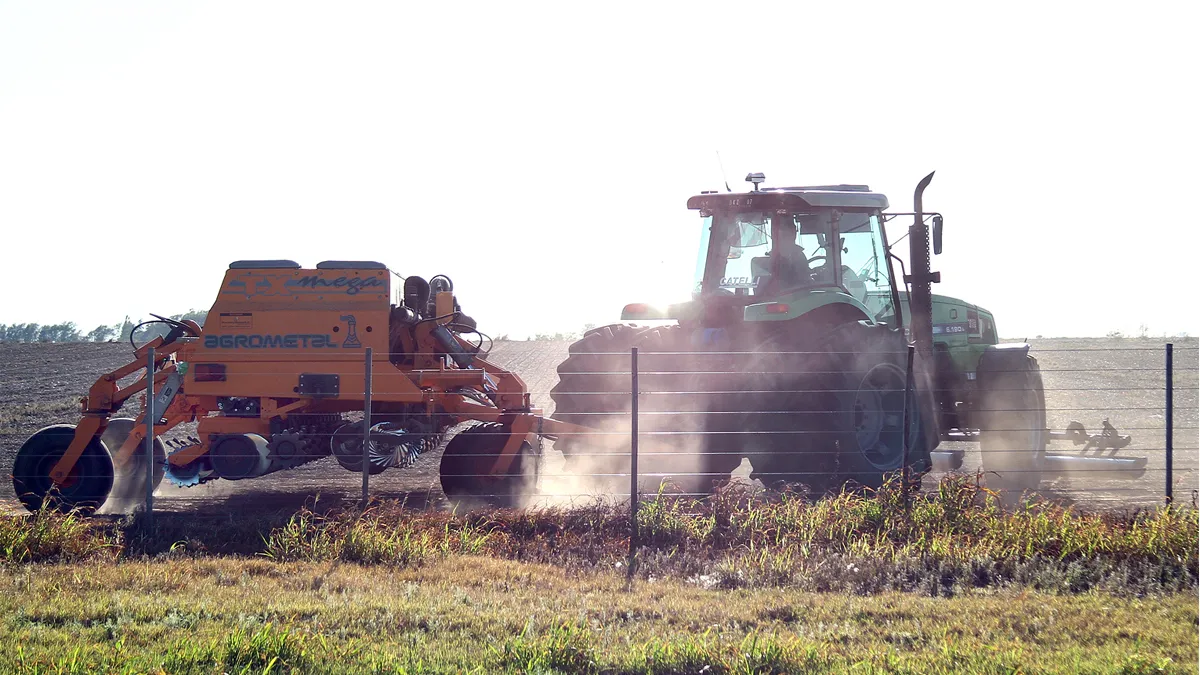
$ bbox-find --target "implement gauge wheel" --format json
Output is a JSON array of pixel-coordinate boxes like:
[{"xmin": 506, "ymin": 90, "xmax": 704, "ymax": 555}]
[
  {"xmin": 439, "ymin": 423, "xmax": 535, "ymax": 509},
  {"xmin": 12, "ymin": 425, "xmax": 114, "ymax": 515}
]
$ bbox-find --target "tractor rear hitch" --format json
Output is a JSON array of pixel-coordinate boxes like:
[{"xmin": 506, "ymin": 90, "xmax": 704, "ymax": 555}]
[
  {"xmin": 1049, "ymin": 419, "xmax": 1132, "ymax": 454},
  {"xmin": 940, "ymin": 419, "xmax": 1147, "ymax": 480},
  {"xmin": 1043, "ymin": 419, "xmax": 1145, "ymax": 479}
]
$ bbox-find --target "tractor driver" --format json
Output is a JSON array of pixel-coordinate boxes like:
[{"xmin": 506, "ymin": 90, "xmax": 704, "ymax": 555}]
[{"xmin": 759, "ymin": 217, "xmax": 814, "ymax": 293}]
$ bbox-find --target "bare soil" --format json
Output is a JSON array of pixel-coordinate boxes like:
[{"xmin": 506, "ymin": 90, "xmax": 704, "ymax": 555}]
[{"xmin": 1, "ymin": 337, "xmax": 1195, "ymax": 515}]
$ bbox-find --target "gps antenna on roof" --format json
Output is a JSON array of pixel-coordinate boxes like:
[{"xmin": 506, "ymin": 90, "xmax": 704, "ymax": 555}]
[
  {"xmin": 716, "ymin": 151, "xmax": 732, "ymax": 192},
  {"xmin": 745, "ymin": 172, "xmax": 765, "ymax": 191}
]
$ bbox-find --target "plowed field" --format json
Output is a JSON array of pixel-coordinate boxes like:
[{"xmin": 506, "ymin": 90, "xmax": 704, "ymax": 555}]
[{"xmin": 2, "ymin": 337, "xmax": 1195, "ymax": 515}]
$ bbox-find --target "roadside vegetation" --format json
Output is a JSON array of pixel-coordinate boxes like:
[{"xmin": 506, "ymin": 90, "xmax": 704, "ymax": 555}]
[
  {"xmin": 2, "ymin": 558, "xmax": 1195, "ymax": 674},
  {"xmin": 1, "ymin": 476, "xmax": 1196, "ymax": 672},
  {"xmin": 4, "ymin": 477, "xmax": 1196, "ymax": 592}
]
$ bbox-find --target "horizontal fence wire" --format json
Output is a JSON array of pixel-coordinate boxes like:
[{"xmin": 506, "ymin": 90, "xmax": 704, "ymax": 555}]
[{"xmin": 1, "ymin": 343, "xmax": 1196, "ymax": 516}]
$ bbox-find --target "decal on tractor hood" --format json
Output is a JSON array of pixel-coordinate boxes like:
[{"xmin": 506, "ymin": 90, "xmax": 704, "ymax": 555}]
[{"xmin": 933, "ymin": 322, "xmax": 971, "ymax": 335}]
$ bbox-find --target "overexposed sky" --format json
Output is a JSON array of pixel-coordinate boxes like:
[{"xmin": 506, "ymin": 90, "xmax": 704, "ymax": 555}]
[{"xmin": 1, "ymin": 1, "xmax": 1196, "ymax": 339}]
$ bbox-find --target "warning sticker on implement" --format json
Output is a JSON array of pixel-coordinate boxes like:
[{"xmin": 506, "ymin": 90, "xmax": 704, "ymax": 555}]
[{"xmin": 219, "ymin": 312, "xmax": 253, "ymax": 329}]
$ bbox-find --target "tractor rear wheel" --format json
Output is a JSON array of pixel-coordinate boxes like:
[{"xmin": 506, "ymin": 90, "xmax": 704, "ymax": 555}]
[
  {"xmin": 978, "ymin": 355, "xmax": 1046, "ymax": 494},
  {"xmin": 12, "ymin": 425, "xmax": 114, "ymax": 515},
  {"xmin": 439, "ymin": 423, "xmax": 536, "ymax": 508},
  {"xmin": 550, "ymin": 324, "xmax": 649, "ymax": 491},
  {"xmin": 550, "ymin": 324, "xmax": 649, "ymax": 460},
  {"xmin": 102, "ymin": 418, "xmax": 166, "ymax": 503},
  {"xmin": 551, "ymin": 324, "xmax": 741, "ymax": 497},
  {"xmin": 748, "ymin": 322, "xmax": 935, "ymax": 494},
  {"xmin": 634, "ymin": 325, "xmax": 741, "ymax": 496}
]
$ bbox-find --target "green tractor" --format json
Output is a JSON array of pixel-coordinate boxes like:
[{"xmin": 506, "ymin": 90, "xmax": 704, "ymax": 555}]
[{"xmin": 551, "ymin": 172, "xmax": 1147, "ymax": 494}]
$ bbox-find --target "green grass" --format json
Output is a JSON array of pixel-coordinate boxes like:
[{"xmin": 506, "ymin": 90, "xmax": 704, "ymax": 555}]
[
  {"xmin": 0, "ymin": 502, "xmax": 121, "ymax": 563},
  {"xmin": 0, "ymin": 557, "xmax": 1195, "ymax": 673},
  {"xmin": 0, "ymin": 477, "xmax": 1196, "ymax": 672},
  {"xmin": 3, "ymin": 476, "xmax": 1197, "ymax": 596}
]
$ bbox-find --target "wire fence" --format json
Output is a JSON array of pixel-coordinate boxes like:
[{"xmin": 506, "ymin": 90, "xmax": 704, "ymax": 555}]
[{"xmin": 1, "ymin": 341, "xmax": 1196, "ymax": 522}]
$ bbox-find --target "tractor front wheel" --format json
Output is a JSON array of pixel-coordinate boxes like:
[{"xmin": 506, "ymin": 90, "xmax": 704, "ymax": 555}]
[
  {"xmin": 12, "ymin": 425, "xmax": 114, "ymax": 515},
  {"xmin": 748, "ymin": 322, "xmax": 935, "ymax": 495}
]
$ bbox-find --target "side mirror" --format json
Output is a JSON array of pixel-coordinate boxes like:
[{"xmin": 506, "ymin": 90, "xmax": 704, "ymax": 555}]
[{"xmin": 932, "ymin": 215, "xmax": 944, "ymax": 255}]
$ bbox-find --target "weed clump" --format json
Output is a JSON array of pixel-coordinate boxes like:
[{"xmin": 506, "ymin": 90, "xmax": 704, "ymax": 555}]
[
  {"xmin": 0, "ymin": 503, "xmax": 120, "ymax": 563},
  {"xmin": 261, "ymin": 505, "xmax": 493, "ymax": 566}
]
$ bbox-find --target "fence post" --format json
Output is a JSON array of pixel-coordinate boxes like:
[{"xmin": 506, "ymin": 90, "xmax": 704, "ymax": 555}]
[
  {"xmin": 144, "ymin": 348, "xmax": 156, "ymax": 521},
  {"xmin": 362, "ymin": 347, "xmax": 373, "ymax": 508},
  {"xmin": 1165, "ymin": 343, "xmax": 1173, "ymax": 506},
  {"xmin": 901, "ymin": 344, "xmax": 915, "ymax": 515},
  {"xmin": 628, "ymin": 346, "xmax": 639, "ymax": 585}
]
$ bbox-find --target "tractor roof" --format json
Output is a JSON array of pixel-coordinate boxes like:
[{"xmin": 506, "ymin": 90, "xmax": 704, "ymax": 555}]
[{"xmin": 687, "ymin": 185, "xmax": 889, "ymax": 211}]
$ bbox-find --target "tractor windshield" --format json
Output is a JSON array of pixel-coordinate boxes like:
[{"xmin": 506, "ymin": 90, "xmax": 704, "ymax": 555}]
[
  {"xmin": 694, "ymin": 209, "xmax": 840, "ymax": 297},
  {"xmin": 839, "ymin": 212, "xmax": 893, "ymax": 306}
]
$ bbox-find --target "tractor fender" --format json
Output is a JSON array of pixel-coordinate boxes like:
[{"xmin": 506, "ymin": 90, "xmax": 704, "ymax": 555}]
[{"xmin": 976, "ymin": 343, "xmax": 1032, "ymax": 378}]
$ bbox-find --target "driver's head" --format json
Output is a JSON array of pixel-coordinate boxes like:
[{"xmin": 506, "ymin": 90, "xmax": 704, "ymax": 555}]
[{"xmin": 774, "ymin": 219, "xmax": 802, "ymax": 258}]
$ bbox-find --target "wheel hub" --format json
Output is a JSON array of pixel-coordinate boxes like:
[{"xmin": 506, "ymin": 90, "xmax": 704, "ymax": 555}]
[{"xmin": 851, "ymin": 364, "xmax": 913, "ymax": 470}]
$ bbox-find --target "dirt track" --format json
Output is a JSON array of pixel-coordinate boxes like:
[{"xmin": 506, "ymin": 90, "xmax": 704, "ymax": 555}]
[{"xmin": 1, "ymin": 337, "xmax": 1196, "ymax": 515}]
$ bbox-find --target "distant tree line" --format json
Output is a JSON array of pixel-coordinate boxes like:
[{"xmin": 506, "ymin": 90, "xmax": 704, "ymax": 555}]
[{"xmin": 0, "ymin": 311, "xmax": 208, "ymax": 344}]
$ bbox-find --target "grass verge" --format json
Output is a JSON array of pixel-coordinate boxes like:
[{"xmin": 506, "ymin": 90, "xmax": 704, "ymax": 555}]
[
  {"xmin": 0, "ymin": 557, "xmax": 1195, "ymax": 673},
  {"xmin": 4, "ymin": 476, "xmax": 1195, "ymax": 595}
]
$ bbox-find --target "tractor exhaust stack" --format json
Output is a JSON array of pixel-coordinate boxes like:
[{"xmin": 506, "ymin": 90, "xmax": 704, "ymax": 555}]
[{"xmin": 908, "ymin": 171, "xmax": 938, "ymax": 357}]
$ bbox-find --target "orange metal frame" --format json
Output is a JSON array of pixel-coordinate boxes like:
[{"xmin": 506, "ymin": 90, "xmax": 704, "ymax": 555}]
[{"xmin": 48, "ymin": 265, "xmax": 593, "ymax": 486}]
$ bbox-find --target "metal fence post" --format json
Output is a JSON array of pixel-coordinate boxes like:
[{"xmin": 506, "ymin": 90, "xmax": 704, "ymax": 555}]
[
  {"xmin": 362, "ymin": 347, "xmax": 373, "ymax": 508},
  {"xmin": 901, "ymin": 344, "xmax": 915, "ymax": 515},
  {"xmin": 1165, "ymin": 343, "xmax": 1173, "ymax": 506},
  {"xmin": 628, "ymin": 346, "xmax": 639, "ymax": 584},
  {"xmin": 144, "ymin": 348, "xmax": 156, "ymax": 521}
]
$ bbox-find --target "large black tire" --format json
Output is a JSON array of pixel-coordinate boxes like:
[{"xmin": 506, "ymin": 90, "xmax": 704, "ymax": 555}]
[
  {"xmin": 549, "ymin": 324, "xmax": 649, "ymax": 493},
  {"xmin": 12, "ymin": 425, "xmax": 114, "ymax": 515},
  {"xmin": 549, "ymin": 324, "xmax": 649, "ymax": 459},
  {"xmin": 978, "ymin": 355, "xmax": 1046, "ymax": 494},
  {"xmin": 439, "ymin": 423, "xmax": 536, "ymax": 508},
  {"xmin": 551, "ymin": 323, "xmax": 740, "ymax": 496},
  {"xmin": 102, "ymin": 418, "xmax": 166, "ymax": 504},
  {"xmin": 747, "ymin": 322, "xmax": 936, "ymax": 494},
  {"xmin": 634, "ymin": 325, "xmax": 742, "ymax": 495}
]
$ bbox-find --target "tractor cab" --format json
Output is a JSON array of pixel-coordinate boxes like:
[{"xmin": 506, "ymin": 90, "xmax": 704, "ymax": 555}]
[{"xmin": 678, "ymin": 178, "xmax": 903, "ymax": 330}]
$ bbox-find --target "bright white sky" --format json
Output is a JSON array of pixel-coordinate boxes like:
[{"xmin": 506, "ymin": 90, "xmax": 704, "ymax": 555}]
[{"xmin": 1, "ymin": 1, "xmax": 1196, "ymax": 339}]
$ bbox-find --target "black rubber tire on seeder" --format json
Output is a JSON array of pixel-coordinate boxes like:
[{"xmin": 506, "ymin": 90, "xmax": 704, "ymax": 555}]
[
  {"xmin": 12, "ymin": 425, "xmax": 114, "ymax": 515},
  {"xmin": 439, "ymin": 422, "xmax": 534, "ymax": 508}
]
